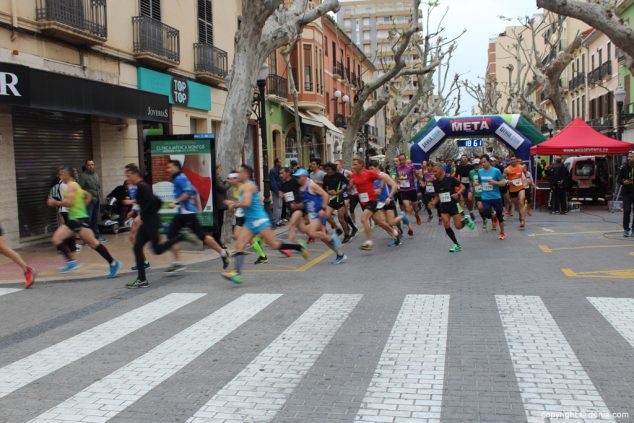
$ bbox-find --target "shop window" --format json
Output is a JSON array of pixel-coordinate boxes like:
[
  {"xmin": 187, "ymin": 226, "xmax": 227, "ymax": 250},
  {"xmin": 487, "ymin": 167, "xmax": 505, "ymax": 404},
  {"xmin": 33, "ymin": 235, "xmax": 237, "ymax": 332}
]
[
  {"xmin": 198, "ymin": 0, "xmax": 213, "ymax": 45},
  {"xmin": 140, "ymin": 0, "xmax": 161, "ymax": 20}
]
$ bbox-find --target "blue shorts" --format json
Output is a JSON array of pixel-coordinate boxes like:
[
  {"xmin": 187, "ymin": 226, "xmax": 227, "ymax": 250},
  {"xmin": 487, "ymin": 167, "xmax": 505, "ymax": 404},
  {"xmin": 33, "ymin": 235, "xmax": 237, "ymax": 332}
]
[
  {"xmin": 482, "ymin": 199, "xmax": 505, "ymax": 220},
  {"xmin": 245, "ymin": 218, "xmax": 272, "ymax": 234}
]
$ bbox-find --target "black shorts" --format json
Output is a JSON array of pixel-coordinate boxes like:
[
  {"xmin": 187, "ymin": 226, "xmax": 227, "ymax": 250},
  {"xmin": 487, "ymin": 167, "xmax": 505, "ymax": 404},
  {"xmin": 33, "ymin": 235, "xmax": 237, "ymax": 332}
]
[
  {"xmin": 509, "ymin": 189, "xmax": 525, "ymax": 199},
  {"xmin": 438, "ymin": 202, "xmax": 460, "ymax": 216},
  {"xmin": 399, "ymin": 190, "xmax": 418, "ymax": 203},
  {"xmin": 67, "ymin": 218, "xmax": 91, "ymax": 232},
  {"xmin": 361, "ymin": 201, "xmax": 379, "ymax": 213},
  {"xmin": 349, "ymin": 195, "xmax": 360, "ymax": 212},
  {"xmin": 235, "ymin": 216, "xmax": 245, "ymax": 227},
  {"xmin": 168, "ymin": 214, "xmax": 206, "ymax": 241},
  {"xmin": 328, "ymin": 199, "xmax": 344, "ymax": 210},
  {"xmin": 383, "ymin": 200, "xmax": 397, "ymax": 212}
]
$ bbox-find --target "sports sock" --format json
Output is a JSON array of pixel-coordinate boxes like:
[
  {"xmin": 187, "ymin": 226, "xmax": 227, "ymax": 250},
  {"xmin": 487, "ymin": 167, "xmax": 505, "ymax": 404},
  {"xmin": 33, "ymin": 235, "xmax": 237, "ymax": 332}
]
[
  {"xmin": 57, "ymin": 243, "xmax": 72, "ymax": 261},
  {"xmin": 234, "ymin": 252, "xmax": 245, "ymax": 273},
  {"xmin": 445, "ymin": 227, "xmax": 458, "ymax": 244},
  {"xmin": 95, "ymin": 244, "xmax": 114, "ymax": 264},
  {"xmin": 252, "ymin": 236, "xmax": 266, "ymax": 258}
]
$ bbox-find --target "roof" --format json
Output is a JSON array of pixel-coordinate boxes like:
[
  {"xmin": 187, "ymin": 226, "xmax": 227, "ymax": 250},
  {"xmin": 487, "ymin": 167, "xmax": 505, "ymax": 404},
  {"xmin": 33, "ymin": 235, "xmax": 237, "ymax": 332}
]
[{"xmin": 530, "ymin": 117, "xmax": 633, "ymax": 155}]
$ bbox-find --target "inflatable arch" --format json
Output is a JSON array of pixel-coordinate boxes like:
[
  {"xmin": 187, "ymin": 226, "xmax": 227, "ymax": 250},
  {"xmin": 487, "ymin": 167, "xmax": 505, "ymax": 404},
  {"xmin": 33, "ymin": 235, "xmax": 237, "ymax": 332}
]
[{"xmin": 409, "ymin": 114, "xmax": 545, "ymax": 165}]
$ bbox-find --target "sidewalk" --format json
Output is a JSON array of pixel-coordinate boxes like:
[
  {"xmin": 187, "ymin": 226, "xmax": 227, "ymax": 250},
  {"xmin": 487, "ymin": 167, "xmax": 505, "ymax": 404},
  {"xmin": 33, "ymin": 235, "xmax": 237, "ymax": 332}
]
[{"xmin": 0, "ymin": 226, "xmax": 287, "ymax": 285}]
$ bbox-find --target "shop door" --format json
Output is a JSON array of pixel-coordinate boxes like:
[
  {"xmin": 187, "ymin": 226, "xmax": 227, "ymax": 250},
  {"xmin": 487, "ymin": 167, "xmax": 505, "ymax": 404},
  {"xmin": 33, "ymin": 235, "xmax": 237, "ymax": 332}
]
[{"xmin": 13, "ymin": 108, "xmax": 93, "ymax": 239}]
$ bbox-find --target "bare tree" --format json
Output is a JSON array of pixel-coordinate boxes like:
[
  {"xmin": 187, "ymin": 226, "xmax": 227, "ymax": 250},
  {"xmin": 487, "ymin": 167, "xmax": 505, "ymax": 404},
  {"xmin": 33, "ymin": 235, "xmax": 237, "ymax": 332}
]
[
  {"xmin": 341, "ymin": 0, "xmax": 443, "ymax": 165},
  {"xmin": 463, "ymin": 78, "xmax": 502, "ymax": 114},
  {"xmin": 537, "ymin": 0, "xmax": 634, "ymax": 75},
  {"xmin": 281, "ymin": 37, "xmax": 302, "ymax": 157},
  {"xmin": 217, "ymin": 0, "xmax": 339, "ymax": 177}
]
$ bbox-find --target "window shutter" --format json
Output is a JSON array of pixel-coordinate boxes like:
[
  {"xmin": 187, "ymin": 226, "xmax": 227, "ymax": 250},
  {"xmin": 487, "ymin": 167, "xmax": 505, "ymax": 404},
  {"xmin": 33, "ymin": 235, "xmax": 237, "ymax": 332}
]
[
  {"xmin": 198, "ymin": 0, "xmax": 213, "ymax": 45},
  {"xmin": 140, "ymin": 0, "xmax": 160, "ymax": 20}
]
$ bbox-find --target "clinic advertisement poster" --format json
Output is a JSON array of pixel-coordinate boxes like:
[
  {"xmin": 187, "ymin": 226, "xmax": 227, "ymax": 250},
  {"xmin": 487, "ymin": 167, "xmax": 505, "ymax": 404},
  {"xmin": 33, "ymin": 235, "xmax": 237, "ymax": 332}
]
[{"xmin": 149, "ymin": 136, "xmax": 215, "ymax": 227}]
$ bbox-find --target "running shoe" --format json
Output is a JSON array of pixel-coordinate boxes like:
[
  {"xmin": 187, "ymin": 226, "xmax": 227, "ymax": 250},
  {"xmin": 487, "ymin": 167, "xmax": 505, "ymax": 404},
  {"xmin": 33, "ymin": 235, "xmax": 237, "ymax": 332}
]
[
  {"xmin": 254, "ymin": 256, "xmax": 269, "ymax": 265},
  {"xmin": 24, "ymin": 267, "xmax": 35, "ymax": 289},
  {"xmin": 463, "ymin": 215, "xmax": 475, "ymax": 231},
  {"xmin": 126, "ymin": 278, "xmax": 149, "ymax": 289},
  {"xmin": 449, "ymin": 243, "xmax": 462, "ymax": 253},
  {"xmin": 519, "ymin": 222, "xmax": 526, "ymax": 230},
  {"xmin": 336, "ymin": 228, "xmax": 343, "ymax": 236},
  {"xmin": 625, "ymin": 230, "xmax": 631, "ymax": 238},
  {"xmin": 307, "ymin": 237, "xmax": 314, "ymax": 244},
  {"xmin": 388, "ymin": 239, "xmax": 398, "ymax": 247},
  {"xmin": 281, "ymin": 249, "xmax": 292, "ymax": 257},
  {"xmin": 331, "ymin": 232, "xmax": 342, "ymax": 250},
  {"xmin": 482, "ymin": 220, "xmax": 487, "ymax": 230},
  {"xmin": 342, "ymin": 234, "xmax": 351, "ymax": 244},
  {"xmin": 331, "ymin": 254, "xmax": 347, "ymax": 265},
  {"xmin": 350, "ymin": 227, "xmax": 359, "ymax": 238},
  {"xmin": 59, "ymin": 260, "xmax": 80, "ymax": 273},
  {"xmin": 108, "ymin": 260, "xmax": 122, "ymax": 279},
  {"xmin": 131, "ymin": 260, "xmax": 151, "ymax": 271},
  {"xmin": 400, "ymin": 211, "xmax": 410, "ymax": 226},
  {"xmin": 499, "ymin": 233, "xmax": 506, "ymax": 240},
  {"xmin": 221, "ymin": 250, "xmax": 232, "ymax": 270},
  {"xmin": 360, "ymin": 241, "xmax": 374, "ymax": 251},
  {"xmin": 299, "ymin": 241, "xmax": 310, "ymax": 260},
  {"xmin": 415, "ymin": 214, "xmax": 422, "ymax": 225},
  {"xmin": 222, "ymin": 270, "xmax": 242, "ymax": 284},
  {"xmin": 165, "ymin": 263, "xmax": 186, "ymax": 274},
  {"xmin": 407, "ymin": 229, "xmax": 414, "ymax": 237}
]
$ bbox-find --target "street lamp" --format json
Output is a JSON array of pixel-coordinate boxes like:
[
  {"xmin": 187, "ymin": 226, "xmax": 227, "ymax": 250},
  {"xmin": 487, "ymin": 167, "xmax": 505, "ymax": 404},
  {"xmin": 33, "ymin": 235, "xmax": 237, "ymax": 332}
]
[
  {"xmin": 254, "ymin": 63, "xmax": 270, "ymax": 211},
  {"xmin": 615, "ymin": 85, "xmax": 626, "ymax": 140}
]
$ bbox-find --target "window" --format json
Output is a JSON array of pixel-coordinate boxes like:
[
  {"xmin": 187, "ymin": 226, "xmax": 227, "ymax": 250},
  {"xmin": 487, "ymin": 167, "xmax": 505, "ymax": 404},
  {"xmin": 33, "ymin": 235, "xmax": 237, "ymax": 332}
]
[
  {"xmin": 303, "ymin": 44, "xmax": 313, "ymax": 90},
  {"xmin": 572, "ymin": 99, "xmax": 576, "ymax": 118},
  {"xmin": 581, "ymin": 53, "xmax": 585, "ymax": 73},
  {"xmin": 607, "ymin": 42, "xmax": 611, "ymax": 61},
  {"xmin": 198, "ymin": 0, "xmax": 213, "ymax": 45},
  {"xmin": 326, "ymin": 92, "xmax": 330, "ymax": 114},
  {"xmin": 332, "ymin": 41, "xmax": 336, "ymax": 67},
  {"xmin": 268, "ymin": 53, "xmax": 277, "ymax": 75},
  {"xmin": 591, "ymin": 54, "xmax": 595, "ymax": 70},
  {"xmin": 577, "ymin": 97, "xmax": 581, "ymax": 118},
  {"xmin": 598, "ymin": 48, "xmax": 603, "ymax": 65},
  {"xmin": 324, "ymin": 36, "xmax": 328, "ymax": 56},
  {"xmin": 140, "ymin": 0, "xmax": 160, "ymax": 20},
  {"xmin": 582, "ymin": 95, "xmax": 586, "ymax": 120}
]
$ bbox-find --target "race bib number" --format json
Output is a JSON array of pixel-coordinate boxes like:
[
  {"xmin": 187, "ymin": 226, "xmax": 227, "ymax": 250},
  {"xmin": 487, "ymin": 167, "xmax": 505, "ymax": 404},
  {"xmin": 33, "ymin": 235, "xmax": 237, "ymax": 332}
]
[
  {"xmin": 284, "ymin": 192, "xmax": 295, "ymax": 202},
  {"xmin": 482, "ymin": 182, "xmax": 493, "ymax": 192},
  {"xmin": 439, "ymin": 192, "xmax": 451, "ymax": 203},
  {"xmin": 512, "ymin": 179, "xmax": 523, "ymax": 187},
  {"xmin": 359, "ymin": 192, "xmax": 369, "ymax": 202},
  {"xmin": 461, "ymin": 177, "xmax": 470, "ymax": 184},
  {"xmin": 475, "ymin": 185, "xmax": 483, "ymax": 194},
  {"xmin": 235, "ymin": 208, "xmax": 245, "ymax": 217},
  {"xmin": 399, "ymin": 180, "xmax": 410, "ymax": 188},
  {"xmin": 425, "ymin": 184, "xmax": 435, "ymax": 194}
]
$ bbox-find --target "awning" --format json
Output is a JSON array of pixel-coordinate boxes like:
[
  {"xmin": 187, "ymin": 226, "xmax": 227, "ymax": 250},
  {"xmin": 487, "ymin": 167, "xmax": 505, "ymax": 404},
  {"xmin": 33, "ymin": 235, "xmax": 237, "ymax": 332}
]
[
  {"xmin": 305, "ymin": 111, "xmax": 343, "ymax": 135},
  {"xmin": 282, "ymin": 105, "xmax": 323, "ymax": 128}
]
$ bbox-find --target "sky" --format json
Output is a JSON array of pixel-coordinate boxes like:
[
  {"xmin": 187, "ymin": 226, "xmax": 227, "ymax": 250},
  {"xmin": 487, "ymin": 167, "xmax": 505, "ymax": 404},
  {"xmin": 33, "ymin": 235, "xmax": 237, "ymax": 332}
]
[{"xmin": 430, "ymin": 0, "xmax": 541, "ymax": 115}]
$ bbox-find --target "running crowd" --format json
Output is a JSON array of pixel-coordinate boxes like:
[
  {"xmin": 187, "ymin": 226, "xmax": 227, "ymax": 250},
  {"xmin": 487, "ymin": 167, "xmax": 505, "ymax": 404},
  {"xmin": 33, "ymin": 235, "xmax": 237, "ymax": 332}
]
[{"xmin": 0, "ymin": 153, "xmax": 534, "ymax": 288}]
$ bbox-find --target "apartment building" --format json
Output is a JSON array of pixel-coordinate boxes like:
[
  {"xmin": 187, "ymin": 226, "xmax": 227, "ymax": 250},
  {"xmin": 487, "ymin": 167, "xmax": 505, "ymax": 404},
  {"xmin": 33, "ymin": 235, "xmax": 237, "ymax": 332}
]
[
  {"xmin": 0, "ymin": 0, "xmax": 239, "ymax": 245},
  {"xmin": 617, "ymin": 0, "xmax": 634, "ymax": 141}
]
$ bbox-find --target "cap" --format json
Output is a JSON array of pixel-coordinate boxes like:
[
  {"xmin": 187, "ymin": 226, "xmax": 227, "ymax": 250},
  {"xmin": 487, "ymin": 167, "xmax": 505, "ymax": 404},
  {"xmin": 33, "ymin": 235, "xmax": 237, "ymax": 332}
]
[
  {"xmin": 293, "ymin": 169, "xmax": 309, "ymax": 177},
  {"xmin": 472, "ymin": 158, "xmax": 480, "ymax": 164}
]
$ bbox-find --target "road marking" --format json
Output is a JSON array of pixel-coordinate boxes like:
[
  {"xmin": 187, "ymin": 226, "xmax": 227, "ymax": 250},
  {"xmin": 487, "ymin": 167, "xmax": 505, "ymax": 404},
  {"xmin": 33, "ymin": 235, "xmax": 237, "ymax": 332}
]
[
  {"xmin": 528, "ymin": 230, "xmax": 621, "ymax": 237},
  {"xmin": 187, "ymin": 294, "xmax": 361, "ymax": 423},
  {"xmin": 562, "ymin": 268, "xmax": 634, "ymax": 279},
  {"xmin": 0, "ymin": 293, "xmax": 205, "ymax": 399},
  {"xmin": 496, "ymin": 295, "xmax": 614, "ymax": 422},
  {"xmin": 0, "ymin": 288, "xmax": 21, "ymax": 297},
  {"xmin": 29, "ymin": 294, "xmax": 280, "ymax": 423},
  {"xmin": 354, "ymin": 295, "xmax": 449, "ymax": 423},
  {"xmin": 588, "ymin": 297, "xmax": 634, "ymax": 348},
  {"xmin": 541, "ymin": 227, "xmax": 555, "ymax": 232},
  {"xmin": 539, "ymin": 243, "xmax": 633, "ymax": 253}
]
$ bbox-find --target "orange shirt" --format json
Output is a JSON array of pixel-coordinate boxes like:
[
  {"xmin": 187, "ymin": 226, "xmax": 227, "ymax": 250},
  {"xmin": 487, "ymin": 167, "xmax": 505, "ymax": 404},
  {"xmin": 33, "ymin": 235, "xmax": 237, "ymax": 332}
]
[{"xmin": 506, "ymin": 164, "xmax": 524, "ymax": 192}]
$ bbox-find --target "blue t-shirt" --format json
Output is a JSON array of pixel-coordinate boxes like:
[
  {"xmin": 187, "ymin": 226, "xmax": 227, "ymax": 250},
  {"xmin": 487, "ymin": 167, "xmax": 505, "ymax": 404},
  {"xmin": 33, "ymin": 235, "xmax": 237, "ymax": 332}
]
[
  {"xmin": 374, "ymin": 178, "xmax": 390, "ymax": 203},
  {"xmin": 478, "ymin": 167, "xmax": 504, "ymax": 201},
  {"xmin": 173, "ymin": 172, "xmax": 198, "ymax": 214}
]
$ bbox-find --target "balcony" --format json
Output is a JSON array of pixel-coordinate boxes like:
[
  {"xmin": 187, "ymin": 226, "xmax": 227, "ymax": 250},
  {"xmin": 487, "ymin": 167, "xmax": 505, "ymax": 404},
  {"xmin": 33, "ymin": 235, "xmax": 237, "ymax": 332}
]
[
  {"xmin": 36, "ymin": 0, "xmax": 107, "ymax": 45},
  {"xmin": 588, "ymin": 61, "xmax": 613, "ymax": 84},
  {"xmin": 334, "ymin": 113, "xmax": 346, "ymax": 128},
  {"xmin": 266, "ymin": 74, "xmax": 288, "ymax": 100},
  {"xmin": 304, "ymin": 81, "xmax": 314, "ymax": 92},
  {"xmin": 568, "ymin": 73, "xmax": 585, "ymax": 91},
  {"xmin": 588, "ymin": 114, "xmax": 614, "ymax": 132},
  {"xmin": 334, "ymin": 62, "xmax": 344, "ymax": 79},
  {"xmin": 194, "ymin": 43, "xmax": 228, "ymax": 85},
  {"xmin": 132, "ymin": 15, "xmax": 180, "ymax": 68}
]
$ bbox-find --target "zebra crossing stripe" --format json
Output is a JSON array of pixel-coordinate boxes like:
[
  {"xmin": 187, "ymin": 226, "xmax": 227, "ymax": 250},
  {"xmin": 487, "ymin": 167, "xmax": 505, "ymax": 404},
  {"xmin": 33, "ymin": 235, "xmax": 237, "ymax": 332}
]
[
  {"xmin": 588, "ymin": 297, "xmax": 634, "ymax": 348},
  {"xmin": 187, "ymin": 293, "xmax": 362, "ymax": 423},
  {"xmin": 0, "ymin": 288, "xmax": 21, "ymax": 297},
  {"xmin": 496, "ymin": 295, "xmax": 615, "ymax": 423},
  {"xmin": 354, "ymin": 295, "xmax": 450, "ymax": 423},
  {"xmin": 0, "ymin": 293, "xmax": 205, "ymax": 399},
  {"xmin": 28, "ymin": 293, "xmax": 280, "ymax": 423}
]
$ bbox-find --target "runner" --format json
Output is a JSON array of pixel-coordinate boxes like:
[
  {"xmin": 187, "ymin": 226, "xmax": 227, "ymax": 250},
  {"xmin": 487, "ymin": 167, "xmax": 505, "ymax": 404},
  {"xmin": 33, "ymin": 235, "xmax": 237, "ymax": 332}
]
[
  {"xmin": 46, "ymin": 166, "xmax": 121, "ymax": 277},
  {"xmin": 429, "ymin": 164, "xmax": 475, "ymax": 252},
  {"xmin": 420, "ymin": 162, "xmax": 441, "ymax": 225},
  {"xmin": 339, "ymin": 160, "xmax": 361, "ymax": 237},
  {"xmin": 335, "ymin": 159, "xmax": 359, "ymax": 238},
  {"xmin": 162, "ymin": 160, "xmax": 231, "ymax": 273},
  {"xmin": 368, "ymin": 162, "xmax": 407, "ymax": 247},
  {"xmin": 124, "ymin": 165, "xmax": 185, "ymax": 288},
  {"xmin": 469, "ymin": 158, "xmax": 488, "ymax": 229},
  {"xmin": 454, "ymin": 154, "xmax": 475, "ymax": 221},
  {"xmin": 294, "ymin": 169, "xmax": 347, "ymax": 264},
  {"xmin": 396, "ymin": 154, "xmax": 422, "ymax": 232},
  {"xmin": 280, "ymin": 166, "xmax": 303, "ymax": 244},
  {"xmin": 222, "ymin": 165, "xmax": 309, "ymax": 284},
  {"xmin": 323, "ymin": 163, "xmax": 351, "ymax": 241},
  {"xmin": 504, "ymin": 155, "xmax": 527, "ymax": 229},
  {"xmin": 477, "ymin": 154, "xmax": 506, "ymax": 240},
  {"xmin": 0, "ymin": 226, "xmax": 34, "ymax": 289},
  {"xmin": 348, "ymin": 158, "xmax": 400, "ymax": 250},
  {"xmin": 123, "ymin": 163, "xmax": 151, "ymax": 271},
  {"xmin": 522, "ymin": 164, "xmax": 534, "ymax": 217}
]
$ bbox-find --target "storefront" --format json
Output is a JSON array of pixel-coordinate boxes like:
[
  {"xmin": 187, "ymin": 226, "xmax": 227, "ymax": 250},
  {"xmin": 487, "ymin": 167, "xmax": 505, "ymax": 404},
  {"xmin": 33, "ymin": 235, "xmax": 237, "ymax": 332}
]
[{"xmin": 0, "ymin": 63, "xmax": 169, "ymax": 241}]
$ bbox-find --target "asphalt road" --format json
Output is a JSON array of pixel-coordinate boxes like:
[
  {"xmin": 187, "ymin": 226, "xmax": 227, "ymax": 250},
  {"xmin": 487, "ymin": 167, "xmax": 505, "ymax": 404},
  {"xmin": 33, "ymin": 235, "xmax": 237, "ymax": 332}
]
[{"xmin": 0, "ymin": 209, "xmax": 633, "ymax": 423}]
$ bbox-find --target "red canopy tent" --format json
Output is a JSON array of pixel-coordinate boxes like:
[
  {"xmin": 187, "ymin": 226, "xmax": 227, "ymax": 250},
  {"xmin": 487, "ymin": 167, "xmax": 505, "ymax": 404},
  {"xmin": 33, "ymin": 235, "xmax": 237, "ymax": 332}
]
[{"xmin": 530, "ymin": 117, "xmax": 633, "ymax": 156}]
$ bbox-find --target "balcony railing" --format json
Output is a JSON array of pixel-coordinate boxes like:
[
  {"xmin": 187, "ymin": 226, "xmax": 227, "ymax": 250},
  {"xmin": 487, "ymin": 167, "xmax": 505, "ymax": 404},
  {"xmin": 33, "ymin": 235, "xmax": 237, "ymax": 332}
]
[
  {"xmin": 304, "ymin": 81, "xmax": 314, "ymax": 91},
  {"xmin": 334, "ymin": 62, "xmax": 344, "ymax": 78},
  {"xmin": 588, "ymin": 61, "xmax": 613, "ymax": 84},
  {"xmin": 266, "ymin": 74, "xmax": 288, "ymax": 99},
  {"xmin": 132, "ymin": 15, "xmax": 180, "ymax": 65},
  {"xmin": 568, "ymin": 73, "xmax": 585, "ymax": 91},
  {"xmin": 194, "ymin": 43, "xmax": 228, "ymax": 82},
  {"xmin": 36, "ymin": 0, "xmax": 107, "ymax": 43},
  {"xmin": 588, "ymin": 114, "xmax": 614, "ymax": 131},
  {"xmin": 334, "ymin": 113, "xmax": 346, "ymax": 128}
]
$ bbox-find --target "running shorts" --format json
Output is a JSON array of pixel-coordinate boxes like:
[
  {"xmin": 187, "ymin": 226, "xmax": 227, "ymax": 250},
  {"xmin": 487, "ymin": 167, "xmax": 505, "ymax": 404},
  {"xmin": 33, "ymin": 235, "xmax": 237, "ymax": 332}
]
[
  {"xmin": 235, "ymin": 217, "xmax": 245, "ymax": 227},
  {"xmin": 67, "ymin": 219, "xmax": 91, "ymax": 232},
  {"xmin": 168, "ymin": 214, "xmax": 206, "ymax": 241},
  {"xmin": 482, "ymin": 199, "xmax": 505, "ymax": 221},
  {"xmin": 509, "ymin": 189, "xmax": 525, "ymax": 199},
  {"xmin": 383, "ymin": 200, "xmax": 397, "ymax": 211},
  {"xmin": 328, "ymin": 199, "xmax": 344, "ymax": 210},
  {"xmin": 361, "ymin": 201, "xmax": 379, "ymax": 213},
  {"xmin": 245, "ymin": 217, "xmax": 272, "ymax": 235},
  {"xmin": 398, "ymin": 190, "xmax": 417, "ymax": 203},
  {"xmin": 438, "ymin": 202, "xmax": 460, "ymax": 216}
]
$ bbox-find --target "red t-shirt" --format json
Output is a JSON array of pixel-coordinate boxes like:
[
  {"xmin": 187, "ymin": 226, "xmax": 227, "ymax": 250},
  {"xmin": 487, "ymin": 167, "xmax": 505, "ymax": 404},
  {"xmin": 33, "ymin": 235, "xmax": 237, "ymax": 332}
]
[{"xmin": 350, "ymin": 170, "xmax": 381, "ymax": 203}]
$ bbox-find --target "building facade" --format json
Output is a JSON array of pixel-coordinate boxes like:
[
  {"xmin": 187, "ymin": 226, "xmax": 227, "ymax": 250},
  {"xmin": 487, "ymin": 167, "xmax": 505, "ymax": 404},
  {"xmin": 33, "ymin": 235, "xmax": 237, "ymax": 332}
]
[{"xmin": 0, "ymin": 0, "xmax": 240, "ymax": 245}]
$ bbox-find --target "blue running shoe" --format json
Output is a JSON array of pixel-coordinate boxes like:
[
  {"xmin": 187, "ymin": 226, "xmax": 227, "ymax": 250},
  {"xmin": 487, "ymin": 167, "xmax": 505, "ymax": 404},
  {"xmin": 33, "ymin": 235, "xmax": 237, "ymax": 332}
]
[
  {"xmin": 59, "ymin": 260, "xmax": 80, "ymax": 273},
  {"xmin": 331, "ymin": 232, "xmax": 341, "ymax": 250},
  {"xmin": 331, "ymin": 253, "xmax": 347, "ymax": 265},
  {"xmin": 625, "ymin": 230, "xmax": 631, "ymax": 238},
  {"xmin": 108, "ymin": 260, "xmax": 122, "ymax": 279},
  {"xmin": 400, "ymin": 211, "xmax": 410, "ymax": 226}
]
